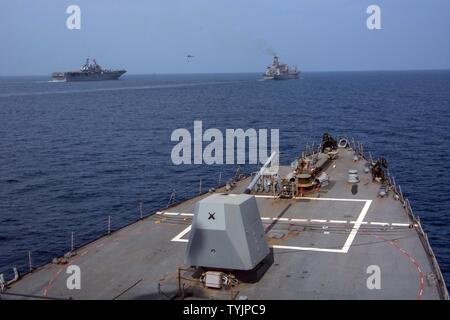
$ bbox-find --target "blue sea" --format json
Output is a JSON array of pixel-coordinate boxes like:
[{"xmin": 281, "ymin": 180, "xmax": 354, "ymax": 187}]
[{"xmin": 1, "ymin": 71, "xmax": 449, "ymax": 287}]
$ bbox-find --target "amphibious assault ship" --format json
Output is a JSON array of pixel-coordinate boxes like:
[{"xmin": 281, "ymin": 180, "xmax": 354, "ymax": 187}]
[
  {"xmin": 263, "ymin": 55, "xmax": 299, "ymax": 80},
  {"xmin": 1, "ymin": 133, "xmax": 448, "ymax": 300},
  {"xmin": 51, "ymin": 58, "xmax": 126, "ymax": 82}
]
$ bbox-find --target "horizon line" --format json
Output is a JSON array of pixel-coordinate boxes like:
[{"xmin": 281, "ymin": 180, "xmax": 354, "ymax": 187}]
[{"xmin": 1, "ymin": 67, "xmax": 449, "ymax": 78}]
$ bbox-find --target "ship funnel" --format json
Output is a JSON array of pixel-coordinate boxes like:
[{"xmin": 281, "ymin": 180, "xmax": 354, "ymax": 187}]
[{"xmin": 273, "ymin": 56, "xmax": 279, "ymax": 66}]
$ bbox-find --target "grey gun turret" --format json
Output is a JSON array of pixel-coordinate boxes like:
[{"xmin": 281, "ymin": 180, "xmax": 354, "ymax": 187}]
[{"xmin": 185, "ymin": 194, "xmax": 270, "ymax": 271}]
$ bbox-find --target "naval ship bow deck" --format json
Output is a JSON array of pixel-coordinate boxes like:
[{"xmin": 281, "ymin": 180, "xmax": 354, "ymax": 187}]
[{"xmin": 2, "ymin": 139, "xmax": 448, "ymax": 300}]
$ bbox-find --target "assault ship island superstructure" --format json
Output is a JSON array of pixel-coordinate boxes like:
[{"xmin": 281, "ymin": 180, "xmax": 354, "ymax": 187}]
[
  {"xmin": 0, "ymin": 134, "xmax": 448, "ymax": 300},
  {"xmin": 263, "ymin": 55, "xmax": 299, "ymax": 80},
  {"xmin": 52, "ymin": 58, "xmax": 126, "ymax": 82}
]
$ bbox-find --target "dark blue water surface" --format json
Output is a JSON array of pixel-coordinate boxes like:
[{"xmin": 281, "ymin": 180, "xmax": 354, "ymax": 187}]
[{"xmin": 1, "ymin": 72, "xmax": 450, "ymax": 287}]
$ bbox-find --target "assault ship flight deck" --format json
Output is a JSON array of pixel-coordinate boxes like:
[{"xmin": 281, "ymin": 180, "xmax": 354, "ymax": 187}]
[
  {"xmin": 1, "ymin": 134, "xmax": 447, "ymax": 300},
  {"xmin": 52, "ymin": 58, "xmax": 126, "ymax": 82}
]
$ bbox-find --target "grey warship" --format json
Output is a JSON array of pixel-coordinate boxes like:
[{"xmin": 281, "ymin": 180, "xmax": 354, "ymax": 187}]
[
  {"xmin": 263, "ymin": 55, "xmax": 299, "ymax": 80},
  {"xmin": 0, "ymin": 133, "xmax": 448, "ymax": 300},
  {"xmin": 52, "ymin": 58, "xmax": 126, "ymax": 82}
]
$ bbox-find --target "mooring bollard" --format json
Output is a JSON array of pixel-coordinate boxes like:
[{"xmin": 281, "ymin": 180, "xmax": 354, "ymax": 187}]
[
  {"xmin": 199, "ymin": 178, "xmax": 202, "ymax": 194},
  {"xmin": 139, "ymin": 202, "xmax": 143, "ymax": 220},
  {"xmin": 108, "ymin": 215, "xmax": 111, "ymax": 235},
  {"xmin": 71, "ymin": 232, "xmax": 74, "ymax": 252}
]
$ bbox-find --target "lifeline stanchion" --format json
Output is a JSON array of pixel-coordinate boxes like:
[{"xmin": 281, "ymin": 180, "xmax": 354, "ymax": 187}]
[{"xmin": 28, "ymin": 251, "xmax": 32, "ymax": 272}]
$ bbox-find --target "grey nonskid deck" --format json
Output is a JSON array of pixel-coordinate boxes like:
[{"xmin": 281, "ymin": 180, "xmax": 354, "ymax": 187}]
[{"xmin": 2, "ymin": 147, "xmax": 448, "ymax": 300}]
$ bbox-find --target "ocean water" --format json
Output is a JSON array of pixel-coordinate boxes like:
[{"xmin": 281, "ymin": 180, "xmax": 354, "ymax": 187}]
[{"xmin": 0, "ymin": 71, "xmax": 449, "ymax": 287}]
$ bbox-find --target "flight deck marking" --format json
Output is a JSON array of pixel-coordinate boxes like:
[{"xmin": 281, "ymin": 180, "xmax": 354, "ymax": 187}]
[
  {"xmin": 391, "ymin": 222, "xmax": 410, "ymax": 227},
  {"xmin": 341, "ymin": 200, "xmax": 372, "ymax": 253},
  {"xmin": 292, "ymin": 196, "xmax": 370, "ymax": 202},
  {"xmin": 330, "ymin": 220, "xmax": 347, "ymax": 224},
  {"xmin": 160, "ymin": 211, "xmax": 408, "ymax": 227},
  {"xmin": 373, "ymin": 234, "xmax": 425, "ymax": 299},
  {"xmin": 350, "ymin": 221, "xmax": 368, "ymax": 225},
  {"xmin": 171, "ymin": 225, "xmax": 191, "ymax": 242},
  {"xmin": 291, "ymin": 218, "xmax": 308, "ymax": 222},
  {"xmin": 169, "ymin": 197, "xmax": 378, "ymax": 253},
  {"xmin": 370, "ymin": 222, "xmax": 389, "ymax": 226},
  {"xmin": 163, "ymin": 212, "xmax": 180, "ymax": 216},
  {"xmin": 168, "ymin": 198, "xmax": 412, "ymax": 252}
]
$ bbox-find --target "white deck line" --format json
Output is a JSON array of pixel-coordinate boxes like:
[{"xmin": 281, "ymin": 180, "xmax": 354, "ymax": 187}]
[
  {"xmin": 341, "ymin": 200, "xmax": 372, "ymax": 253},
  {"xmin": 173, "ymin": 239, "xmax": 188, "ymax": 243},
  {"xmin": 171, "ymin": 225, "xmax": 345, "ymax": 252},
  {"xmin": 350, "ymin": 221, "xmax": 368, "ymax": 225},
  {"xmin": 296, "ymin": 196, "xmax": 370, "ymax": 202},
  {"xmin": 163, "ymin": 212, "xmax": 180, "ymax": 216},
  {"xmin": 391, "ymin": 223, "xmax": 410, "ymax": 227},
  {"xmin": 166, "ymin": 212, "xmax": 408, "ymax": 229},
  {"xmin": 171, "ymin": 226, "xmax": 191, "ymax": 242},
  {"xmin": 370, "ymin": 222, "xmax": 389, "ymax": 226},
  {"xmin": 271, "ymin": 245, "xmax": 344, "ymax": 253},
  {"xmin": 254, "ymin": 194, "xmax": 372, "ymax": 202},
  {"xmin": 253, "ymin": 195, "xmax": 278, "ymax": 198},
  {"xmin": 168, "ymin": 198, "xmax": 412, "ymax": 253},
  {"xmin": 329, "ymin": 220, "xmax": 348, "ymax": 224}
]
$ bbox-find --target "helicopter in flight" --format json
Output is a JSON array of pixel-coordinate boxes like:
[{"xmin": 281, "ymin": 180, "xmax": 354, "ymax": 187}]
[{"xmin": 186, "ymin": 54, "xmax": 195, "ymax": 62}]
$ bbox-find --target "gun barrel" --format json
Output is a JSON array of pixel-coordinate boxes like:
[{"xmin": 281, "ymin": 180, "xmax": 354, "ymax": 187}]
[{"xmin": 244, "ymin": 152, "xmax": 277, "ymax": 194}]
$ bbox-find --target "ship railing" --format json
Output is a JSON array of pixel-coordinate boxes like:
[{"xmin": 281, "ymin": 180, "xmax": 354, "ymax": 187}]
[
  {"xmin": 357, "ymin": 143, "xmax": 418, "ymax": 230},
  {"xmin": 300, "ymin": 137, "xmax": 449, "ymax": 299},
  {"xmin": 361, "ymin": 143, "xmax": 449, "ymax": 300},
  {"xmin": 0, "ymin": 167, "xmax": 250, "ymax": 293}
]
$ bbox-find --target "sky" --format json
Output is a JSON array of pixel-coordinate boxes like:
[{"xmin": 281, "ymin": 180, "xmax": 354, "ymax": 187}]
[{"xmin": 0, "ymin": 0, "xmax": 449, "ymax": 76}]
